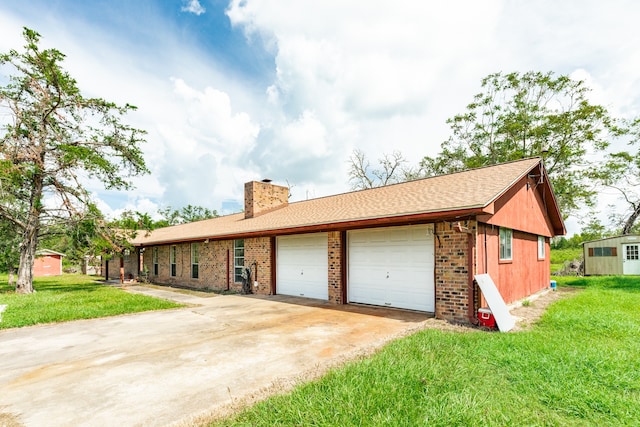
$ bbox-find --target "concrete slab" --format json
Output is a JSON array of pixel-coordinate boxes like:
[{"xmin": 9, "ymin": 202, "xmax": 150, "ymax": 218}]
[{"xmin": 0, "ymin": 287, "xmax": 431, "ymax": 426}]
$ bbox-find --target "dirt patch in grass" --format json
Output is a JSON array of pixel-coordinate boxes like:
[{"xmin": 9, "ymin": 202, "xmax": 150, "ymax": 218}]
[{"xmin": 510, "ymin": 287, "xmax": 578, "ymax": 331}]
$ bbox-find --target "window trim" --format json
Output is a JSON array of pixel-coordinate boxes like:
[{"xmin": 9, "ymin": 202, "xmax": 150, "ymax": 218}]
[
  {"xmin": 170, "ymin": 245, "xmax": 177, "ymax": 277},
  {"xmin": 499, "ymin": 228, "xmax": 513, "ymax": 261},
  {"xmin": 234, "ymin": 239, "xmax": 245, "ymax": 283},
  {"xmin": 191, "ymin": 243, "xmax": 199, "ymax": 279},
  {"xmin": 538, "ymin": 236, "xmax": 545, "ymax": 260}
]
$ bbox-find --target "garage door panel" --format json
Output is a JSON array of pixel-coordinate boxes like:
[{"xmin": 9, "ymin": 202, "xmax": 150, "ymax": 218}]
[
  {"xmin": 277, "ymin": 233, "xmax": 328, "ymax": 300},
  {"xmin": 348, "ymin": 225, "xmax": 434, "ymax": 312}
]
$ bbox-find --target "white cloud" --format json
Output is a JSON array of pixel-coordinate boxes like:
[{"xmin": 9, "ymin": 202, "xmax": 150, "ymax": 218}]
[
  {"xmin": 4, "ymin": 0, "xmax": 640, "ymax": 236},
  {"xmin": 181, "ymin": 0, "xmax": 206, "ymax": 15}
]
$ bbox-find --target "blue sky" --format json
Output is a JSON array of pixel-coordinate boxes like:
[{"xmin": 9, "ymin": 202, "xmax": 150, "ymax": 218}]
[{"xmin": 1, "ymin": 0, "xmax": 640, "ymax": 234}]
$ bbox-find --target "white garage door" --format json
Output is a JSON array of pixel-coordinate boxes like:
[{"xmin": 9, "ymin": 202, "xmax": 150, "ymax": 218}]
[
  {"xmin": 276, "ymin": 233, "xmax": 328, "ymax": 300},
  {"xmin": 348, "ymin": 225, "xmax": 435, "ymax": 312}
]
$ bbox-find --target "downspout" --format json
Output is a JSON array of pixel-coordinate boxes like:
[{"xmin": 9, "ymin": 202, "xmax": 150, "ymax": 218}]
[{"xmin": 467, "ymin": 231, "xmax": 478, "ymax": 325}]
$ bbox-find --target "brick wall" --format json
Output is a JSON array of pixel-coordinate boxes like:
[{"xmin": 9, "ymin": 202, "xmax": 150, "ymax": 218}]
[
  {"xmin": 244, "ymin": 237, "xmax": 272, "ymax": 295},
  {"xmin": 434, "ymin": 221, "xmax": 477, "ymax": 323},
  {"xmin": 244, "ymin": 181, "xmax": 289, "ymax": 218},
  {"xmin": 144, "ymin": 241, "xmax": 233, "ymax": 291},
  {"xmin": 143, "ymin": 237, "xmax": 273, "ymax": 294},
  {"xmin": 327, "ymin": 231, "xmax": 344, "ymax": 303}
]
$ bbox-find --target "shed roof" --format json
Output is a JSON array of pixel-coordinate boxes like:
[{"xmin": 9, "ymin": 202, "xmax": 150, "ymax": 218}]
[
  {"xmin": 133, "ymin": 157, "xmax": 563, "ymax": 246},
  {"xmin": 36, "ymin": 249, "xmax": 66, "ymax": 257}
]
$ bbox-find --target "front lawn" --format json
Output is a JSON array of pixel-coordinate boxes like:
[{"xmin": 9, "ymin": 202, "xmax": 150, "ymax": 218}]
[
  {"xmin": 214, "ymin": 276, "xmax": 640, "ymax": 426},
  {"xmin": 0, "ymin": 274, "xmax": 182, "ymax": 329}
]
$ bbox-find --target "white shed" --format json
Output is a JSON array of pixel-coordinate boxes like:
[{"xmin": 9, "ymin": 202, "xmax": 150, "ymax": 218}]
[{"xmin": 583, "ymin": 235, "xmax": 640, "ymax": 275}]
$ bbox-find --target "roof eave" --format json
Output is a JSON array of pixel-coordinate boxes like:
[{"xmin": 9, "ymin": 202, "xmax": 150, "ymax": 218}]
[{"xmin": 134, "ymin": 206, "xmax": 489, "ymax": 247}]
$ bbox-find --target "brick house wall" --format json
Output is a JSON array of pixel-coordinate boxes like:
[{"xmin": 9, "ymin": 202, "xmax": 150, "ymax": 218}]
[
  {"xmin": 142, "ymin": 237, "xmax": 275, "ymax": 294},
  {"xmin": 139, "ymin": 222, "xmax": 480, "ymax": 323},
  {"xmin": 102, "ymin": 252, "xmax": 138, "ymax": 281},
  {"xmin": 434, "ymin": 221, "xmax": 477, "ymax": 324},
  {"xmin": 327, "ymin": 231, "xmax": 345, "ymax": 304},
  {"xmin": 244, "ymin": 237, "xmax": 273, "ymax": 294}
]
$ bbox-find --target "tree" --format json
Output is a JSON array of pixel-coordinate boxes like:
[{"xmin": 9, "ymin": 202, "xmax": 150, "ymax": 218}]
[
  {"xmin": 0, "ymin": 28, "xmax": 148, "ymax": 293},
  {"xmin": 348, "ymin": 149, "xmax": 417, "ymax": 190},
  {"xmin": 420, "ymin": 71, "xmax": 621, "ymax": 217},
  {"xmin": 157, "ymin": 205, "xmax": 218, "ymax": 226},
  {"xmin": 592, "ymin": 118, "xmax": 640, "ymax": 234}
]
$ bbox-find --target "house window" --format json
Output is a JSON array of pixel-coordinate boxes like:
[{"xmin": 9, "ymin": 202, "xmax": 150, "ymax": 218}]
[
  {"xmin": 191, "ymin": 243, "xmax": 199, "ymax": 279},
  {"xmin": 170, "ymin": 245, "xmax": 177, "ymax": 277},
  {"xmin": 589, "ymin": 247, "xmax": 617, "ymax": 257},
  {"xmin": 538, "ymin": 236, "xmax": 545, "ymax": 259},
  {"xmin": 153, "ymin": 247, "xmax": 158, "ymax": 275},
  {"xmin": 234, "ymin": 239, "xmax": 245, "ymax": 282},
  {"xmin": 499, "ymin": 228, "xmax": 512, "ymax": 261}
]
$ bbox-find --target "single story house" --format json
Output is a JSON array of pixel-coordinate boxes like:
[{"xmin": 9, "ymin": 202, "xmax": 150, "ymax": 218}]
[
  {"xmin": 34, "ymin": 249, "xmax": 65, "ymax": 276},
  {"xmin": 583, "ymin": 235, "xmax": 640, "ymax": 275},
  {"xmin": 128, "ymin": 157, "xmax": 565, "ymax": 324}
]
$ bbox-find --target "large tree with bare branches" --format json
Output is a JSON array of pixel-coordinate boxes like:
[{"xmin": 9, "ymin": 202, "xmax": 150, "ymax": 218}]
[{"xmin": 0, "ymin": 28, "xmax": 148, "ymax": 293}]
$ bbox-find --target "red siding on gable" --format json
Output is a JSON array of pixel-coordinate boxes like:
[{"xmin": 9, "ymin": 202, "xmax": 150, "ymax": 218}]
[
  {"xmin": 477, "ymin": 224, "xmax": 549, "ymax": 305},
  {"xmin": 479, "ymin": 176, "xmax": 556, "ymax": 237}
]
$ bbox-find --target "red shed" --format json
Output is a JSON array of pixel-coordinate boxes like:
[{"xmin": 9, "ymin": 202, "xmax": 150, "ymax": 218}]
[{"xmin": 34, "ymin": 249, "xmax": 65, "ymax": 277}]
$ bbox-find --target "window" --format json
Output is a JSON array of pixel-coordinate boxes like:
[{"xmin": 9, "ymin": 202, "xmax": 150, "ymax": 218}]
[
  {"xmin": 499, "ymin": 228, "xmax": 512, "ymax": 261},
  {"xmin": 191, "ymin": 243, "xmax": 199, "ymax": 279},
  {"xmin": 625, "ymin": 245, "xmax": 638, "ymax": 260},
  {"xmin": 234, "ymin": 239, "xmax": 245, "ymax": 282},
  {"xmin": 170, "ymin": 245, "xmax": 177, "ymax": 277},
  {"xmin": 153, "ymin": 247, "xmax": 158, "ymax": 275},
  {"xmin": 588, "ymin": 247, "xmax": 617, "ymax": 257},
  {"xmin": 538, "ymin": 236, "xmax": 545, "ymax": 259}
]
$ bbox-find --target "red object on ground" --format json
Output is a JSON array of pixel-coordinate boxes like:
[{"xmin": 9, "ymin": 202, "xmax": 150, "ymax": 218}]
[{"xmin": 478, "ymin": 308, "xmax": 496, "ymax": 329}]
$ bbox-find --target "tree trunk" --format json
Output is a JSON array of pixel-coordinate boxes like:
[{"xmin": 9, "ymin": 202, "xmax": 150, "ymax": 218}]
[
  {"xmin": 16, "ymin": 227, "xmax": 38, "ymax": 294},
  {"xmin": 16, "ymin": 176, "xmax": 43, "ymax": 294},
  {"xmin": 622, "ymin": 202, "xmax": 640, "ymax": 235}
]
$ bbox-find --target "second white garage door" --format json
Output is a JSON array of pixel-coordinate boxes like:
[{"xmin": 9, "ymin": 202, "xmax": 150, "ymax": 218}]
[
  {"xmin": 348, "ymin": 225, "xmax": 435, "ymax": 312},
  {"xmin": 276, "ymin": 233, "xmax": 328, "ymax": 300}
]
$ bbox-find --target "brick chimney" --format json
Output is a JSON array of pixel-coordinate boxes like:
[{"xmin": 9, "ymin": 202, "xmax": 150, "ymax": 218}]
[{"xmin": 244, "ymin": 180, "xmax": 289, "ymax": 219}]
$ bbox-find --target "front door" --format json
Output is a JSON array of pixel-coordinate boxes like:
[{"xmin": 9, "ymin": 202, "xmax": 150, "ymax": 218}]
[{"xmin": 623, "ymin": 244, "xmax": 640, "ymax": 275}]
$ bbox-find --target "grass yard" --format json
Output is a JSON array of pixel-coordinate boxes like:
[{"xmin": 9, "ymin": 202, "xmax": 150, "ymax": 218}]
[
  {"xmin": 550, "ymin": 247, "xmax": 583, "ymax": 273},
  {"xmin": 214, "ymin": 276, "xmax": 640, "ymax": 426},
  {"xmin": 0, "ymin": 274, "xmax": 182, "ymax": 329}
]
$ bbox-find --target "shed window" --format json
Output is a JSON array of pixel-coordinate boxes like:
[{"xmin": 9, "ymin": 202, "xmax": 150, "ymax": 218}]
[
  {"xmin": 499, "ymin": 228, "xmax": 512, "ymax": 261},
  {"xmin": 588, "ymin": 247, "xmax": 617, "ymax": 257},
  {"xmin": 191, "ymin": 243, "xmax": 199, "ymax": 279},
  {"xmin": 626, "ymin": 245, "xmax": 639, "ymax": 260},
  {"xmin": 538, "ymin": 236, "xmax": 545, "ymax": 259},
  {"xmin": 234, "ymin": 239, "xmax": 245, "ymax": 282},
  {"xmin": 170, "ymin": 245, "xmax": 177, "ymax": 277}
]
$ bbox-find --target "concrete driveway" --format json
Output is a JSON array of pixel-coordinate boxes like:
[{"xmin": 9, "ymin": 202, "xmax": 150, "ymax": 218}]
[{"xmin": 0, "ymin": 286, "xmax": 431, "ymax": 426}]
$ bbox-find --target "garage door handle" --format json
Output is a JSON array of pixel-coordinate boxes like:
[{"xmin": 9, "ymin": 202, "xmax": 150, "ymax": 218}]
[
  {"xmin": 301, "ymin": 270, "xmax": 304, "ymax": 275},
  {"xmin": 386, "ymin": 272, "xmax": 389, "ymax": 278}
]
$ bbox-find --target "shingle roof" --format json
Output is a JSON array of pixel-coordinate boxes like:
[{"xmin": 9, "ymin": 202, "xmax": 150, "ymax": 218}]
[{"xmin": 133, "ymin": 157, "xmax": 552, "ymax": 245}]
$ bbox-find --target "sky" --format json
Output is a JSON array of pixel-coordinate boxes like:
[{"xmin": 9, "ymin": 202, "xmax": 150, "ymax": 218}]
[{"xmin": 1, "ymin": 0, "xmax": 639, "ymax": 235}]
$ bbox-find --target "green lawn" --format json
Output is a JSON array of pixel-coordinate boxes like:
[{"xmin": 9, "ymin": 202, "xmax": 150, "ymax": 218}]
[
  {"xmin": 0, "ymin": 274, "xmax": 182, "ymax": 329},
  {"xmin": 214, "ymin": 276, "xmax": 640, "ymax": 426},
  {"xmin": 551, "ymin": 247, "xmax": 583, "ymax": 273}
]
